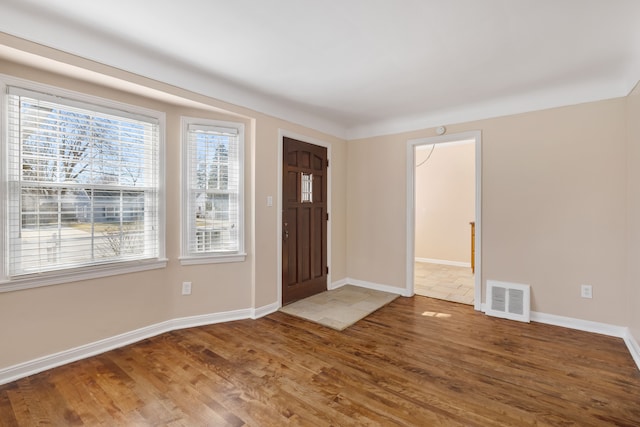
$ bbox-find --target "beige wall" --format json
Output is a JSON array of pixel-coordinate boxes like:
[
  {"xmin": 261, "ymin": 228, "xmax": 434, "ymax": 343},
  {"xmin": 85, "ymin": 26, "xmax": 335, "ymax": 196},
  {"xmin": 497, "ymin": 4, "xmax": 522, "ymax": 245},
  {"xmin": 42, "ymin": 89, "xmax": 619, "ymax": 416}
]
[
  {"xmin": 349, "ymin": 98, "xmax": 630, "ymax": 326},
  {"xmin": 628, "ymin": 82, "xmax": 640, "ymax": 344},
  {"xmin": 347, "ymin": 135, "xmax": 407, "ymax": 288},
  {"xmin": 1, "ymin": 34, "xmax": 638, "ymax": 373},
  {"xmin": 415, "ymin": 142, "xmax": 475, "ymax": 263},
  {"xmin": 0, "ymin": 41, "xmax": 347, "ymax": 369}
]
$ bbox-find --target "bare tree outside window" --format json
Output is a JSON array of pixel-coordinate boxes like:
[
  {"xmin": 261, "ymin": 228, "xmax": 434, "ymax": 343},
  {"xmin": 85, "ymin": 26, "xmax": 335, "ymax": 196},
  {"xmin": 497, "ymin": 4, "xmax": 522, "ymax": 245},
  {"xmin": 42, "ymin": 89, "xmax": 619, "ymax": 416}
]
[{"xmin": 6, "ymin": 89, "xmax": 159, "ymax": 277}]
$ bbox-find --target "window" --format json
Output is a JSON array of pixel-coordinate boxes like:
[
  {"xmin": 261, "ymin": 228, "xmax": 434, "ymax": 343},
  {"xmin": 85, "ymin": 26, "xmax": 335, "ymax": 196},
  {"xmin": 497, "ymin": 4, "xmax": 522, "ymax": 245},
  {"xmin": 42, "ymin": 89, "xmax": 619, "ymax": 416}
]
[
  {"xmin": 1, "ymin": 79, "xmax": 166, "ymax": 289},
  {"xmin": 180, "ymin": 117, "xmax": 245, "ymax": 264},
  {"xmin": 301, "ymin": 173, "xmax": 313, "ymax": 202}
]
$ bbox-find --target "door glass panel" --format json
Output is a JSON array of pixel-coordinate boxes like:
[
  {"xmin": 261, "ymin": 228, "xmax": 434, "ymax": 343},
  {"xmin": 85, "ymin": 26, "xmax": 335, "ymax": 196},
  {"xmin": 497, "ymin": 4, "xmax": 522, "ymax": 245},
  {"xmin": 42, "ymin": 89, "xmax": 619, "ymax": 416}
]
[{"xmin": 301, "ymin": 173, "xmax": 313, "ymax": 203}]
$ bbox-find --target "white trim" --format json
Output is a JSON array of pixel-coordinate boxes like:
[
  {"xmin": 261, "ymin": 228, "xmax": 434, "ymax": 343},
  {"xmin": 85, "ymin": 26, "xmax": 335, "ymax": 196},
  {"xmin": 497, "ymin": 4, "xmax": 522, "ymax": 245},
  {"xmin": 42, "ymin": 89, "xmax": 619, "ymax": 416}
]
[
  {"xmin": 0, "ymin": 74, "xmax": 164, "ymax": 121},
  {"xmin": 474, "ymin": 134, "xmax": 482, "ymax": 310},
  {"xmin": 168, "ymin": 309, "xmax": 253, "ymax": 330},
  {"xmin": 0, "ymin": 307, "xmax": 253, "ymax": 386},
  {"xmin": 479, "ymin": 306, "xmax": 639, "ymax": 372},
  {"xmin": 179, "ymin": 253, "xmax": 247, "ymax": 265},
  {"xmin": 415, "ymin": 258, "xmax": 471, "ymax": 268},
  {"xmin": 251, "ymin": 301, "xmax": 280, "ymax": 319},
  {"xmin": 342, "ymin": 277, "xmax": 412, "ymax": 297},
  {"xmin": 345, "ymin": 82, "xmax": 629, "ymax": 140},
  {"xmin": 415, "ymin": 138, "xmax": 474, "ymax": 150},
  {"xmin": 406, "ymin": 131, "xmax": 482, "ymax": 311},
  {"xmin": 0, "ymin": 79, "xmax": 7, "ymax": 287},
  {"xmin": 277, "ymin": 133, "xmax": 284, "ymax": 305},
  {"xmin": 406, "ymin": 141, "xmax": 415, "ymax": 298},
  {"xmin": 0, "ymin": 259, "xmax": 168, "ymax": 293},
  {"xmin": 624, "ymin": 330, "xmax": 640, "ymax": 371},
  {"xmin": 248, "ymin": 117, "xmax": 257, "ymax": 317},
  {"xmin": 277, "ymin": 130, "xmax": 332, "ymax": 305},
  {"xmin": 2, "ymin": 303, "xmax": 636, "ymax": 387},
  {"xmin": 329, "ymin": 277, "xmax": 350, "ymax": 290},
  {"xmin": 528, "ymin": 310, "xmax": 628, "ymax": 338}
]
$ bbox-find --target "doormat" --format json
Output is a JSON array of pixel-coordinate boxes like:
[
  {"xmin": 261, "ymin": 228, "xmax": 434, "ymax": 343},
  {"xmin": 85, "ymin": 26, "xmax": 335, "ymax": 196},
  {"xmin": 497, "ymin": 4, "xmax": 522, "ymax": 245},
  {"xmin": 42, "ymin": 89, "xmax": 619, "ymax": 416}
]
[{"xmin": 279, "ymin": 285, "xmax": 399, "ymax": 331}]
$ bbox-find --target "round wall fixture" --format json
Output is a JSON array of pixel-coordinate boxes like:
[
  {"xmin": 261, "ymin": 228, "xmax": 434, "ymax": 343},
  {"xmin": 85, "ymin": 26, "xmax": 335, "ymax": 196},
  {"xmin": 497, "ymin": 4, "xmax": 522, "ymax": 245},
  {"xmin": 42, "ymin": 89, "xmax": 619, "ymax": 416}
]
[{"xmin": 436, "ymin": 126, "xmax": 446, "ymax": 135}]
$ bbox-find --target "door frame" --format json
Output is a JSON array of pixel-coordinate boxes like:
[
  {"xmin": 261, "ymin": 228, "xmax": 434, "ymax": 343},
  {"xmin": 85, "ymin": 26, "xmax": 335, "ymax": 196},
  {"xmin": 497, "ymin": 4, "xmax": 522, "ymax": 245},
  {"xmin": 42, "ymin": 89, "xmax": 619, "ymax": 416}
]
[
  {"xmin": 277, "ymin": 129, "xmax": 332, "ymax": 307},
  {"xmin": 406, "ymin": 130, "xmax": 482, "ymax": 311}
]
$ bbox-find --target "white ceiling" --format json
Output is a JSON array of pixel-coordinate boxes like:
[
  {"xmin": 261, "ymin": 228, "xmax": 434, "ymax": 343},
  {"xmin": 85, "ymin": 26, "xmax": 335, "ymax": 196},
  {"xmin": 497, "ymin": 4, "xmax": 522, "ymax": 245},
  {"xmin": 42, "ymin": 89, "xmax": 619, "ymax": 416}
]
[{"xmin": 1, "ymin": 0, "xmax": 639, "ymax": 139}]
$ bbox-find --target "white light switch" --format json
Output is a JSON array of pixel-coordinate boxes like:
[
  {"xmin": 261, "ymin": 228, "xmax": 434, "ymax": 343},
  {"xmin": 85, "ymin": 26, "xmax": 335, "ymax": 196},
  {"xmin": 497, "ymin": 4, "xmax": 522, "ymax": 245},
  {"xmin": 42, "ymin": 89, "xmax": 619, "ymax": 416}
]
[{"xmin": 267, "ymin": 196, "xmax": 273, "ymax": 207}]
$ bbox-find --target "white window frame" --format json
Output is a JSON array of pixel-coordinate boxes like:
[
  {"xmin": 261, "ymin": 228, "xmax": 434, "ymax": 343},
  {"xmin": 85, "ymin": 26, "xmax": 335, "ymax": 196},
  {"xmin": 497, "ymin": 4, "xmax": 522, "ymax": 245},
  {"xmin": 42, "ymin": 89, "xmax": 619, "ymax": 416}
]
[
  {"xmin": 180, "ymin": 116, "xmax": 246, "ymax": 265},
  {"xmin": 0, "ymin": 75, "xmax": 167, "ymax": 292}
]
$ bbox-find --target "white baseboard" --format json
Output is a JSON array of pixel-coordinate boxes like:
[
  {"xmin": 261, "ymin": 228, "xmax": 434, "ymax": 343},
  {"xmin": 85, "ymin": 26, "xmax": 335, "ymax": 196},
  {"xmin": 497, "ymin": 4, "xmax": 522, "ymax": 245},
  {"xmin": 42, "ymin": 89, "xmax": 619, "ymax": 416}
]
[
  {"xmin": 481, "ymin": 303, "xmax": 639, "ymax": 371},
  {"xmin": 529, "ymin": 311, "xmax": 627, "ymax": 338},
  {"xmin": 624, "ymin": 330, "xmax": 640, "ymax": 371},
  {"xmin": 170, "ymin": 308, "xmax": 253, "ymax": 331},
  {"xmin": 335, "ymin": 277, "xmax": 411, "ymax": 297},
  {"xmin": 252, "ymin": 301, "xmax": 280, "ymax": 319},
  {"xmin": 415, "ymin": 257, "xmax": 471, "ymax": 268},
  {"xmin": 0, "ymin": 278, "xmax": 404, "ymax": 385},
  {"xmin": 0, "ymin": 307, "xmax": 253, "ymax": 386},
  {"xmin": 4, "ymin": 294, "xmax": 637, "ymax": 386},
  {"xmin": 532, "ymin": 311, "xmax": 639, "ymax": 372},
  {"xmin": 329, "ymin": 277, "xmax": 350, "ymax": 290}
]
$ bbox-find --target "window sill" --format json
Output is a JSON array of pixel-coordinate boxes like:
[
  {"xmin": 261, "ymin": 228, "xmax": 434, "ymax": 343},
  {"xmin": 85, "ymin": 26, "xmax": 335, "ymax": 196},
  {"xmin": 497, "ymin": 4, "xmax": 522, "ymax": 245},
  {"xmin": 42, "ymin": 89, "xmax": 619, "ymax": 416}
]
[
  {"xmin": 179, "ymin": 253, "xmax": 247, "ymax": 266},
  {"xmin": 0, "ymin": 258, "xmax": 168, "ymax": 293}
]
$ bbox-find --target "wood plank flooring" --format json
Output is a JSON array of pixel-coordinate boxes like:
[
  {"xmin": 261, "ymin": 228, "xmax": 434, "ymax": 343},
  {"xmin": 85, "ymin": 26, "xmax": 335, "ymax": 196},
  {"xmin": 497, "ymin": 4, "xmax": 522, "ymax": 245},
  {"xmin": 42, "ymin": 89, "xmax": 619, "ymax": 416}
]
[{"xmin": 1, "ymin": 296, "xmax": 639, "ymax": 426}]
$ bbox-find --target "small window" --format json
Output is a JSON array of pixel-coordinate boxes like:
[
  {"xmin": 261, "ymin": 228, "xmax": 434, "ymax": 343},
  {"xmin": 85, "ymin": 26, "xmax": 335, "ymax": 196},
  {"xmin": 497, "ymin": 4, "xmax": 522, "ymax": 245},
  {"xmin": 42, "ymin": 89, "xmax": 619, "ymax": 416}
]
[
  {"xmin": 180, "ymin": 117, "xmax": 245, "ymax": 264},
  {"xmin": 301, "ymin": 173, "xmax": 313, "ymax": 202},
  {"xmin": 1, "ymin": 79, "xmax": 166, "ymax": 289}
]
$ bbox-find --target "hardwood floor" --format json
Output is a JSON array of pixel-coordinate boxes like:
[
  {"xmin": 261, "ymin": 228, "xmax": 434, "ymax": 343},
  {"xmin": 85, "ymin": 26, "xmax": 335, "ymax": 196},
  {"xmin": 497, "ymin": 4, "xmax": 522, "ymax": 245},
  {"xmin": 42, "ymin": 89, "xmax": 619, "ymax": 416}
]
[{"xmin": 1, "ymin": 296, "xmax": 639, "ymax": 426}]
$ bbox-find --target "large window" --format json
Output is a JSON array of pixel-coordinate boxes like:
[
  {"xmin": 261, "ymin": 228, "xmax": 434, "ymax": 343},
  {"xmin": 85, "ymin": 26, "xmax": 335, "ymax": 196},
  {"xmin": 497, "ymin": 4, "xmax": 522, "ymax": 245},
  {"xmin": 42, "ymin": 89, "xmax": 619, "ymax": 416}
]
[
  {"xmin": 180, "ymin": 117, "xmax": 245, "ymax": 264},
  {"xmin": 1, "ymin": 80, "xmax": 165, "ymax": 289}
]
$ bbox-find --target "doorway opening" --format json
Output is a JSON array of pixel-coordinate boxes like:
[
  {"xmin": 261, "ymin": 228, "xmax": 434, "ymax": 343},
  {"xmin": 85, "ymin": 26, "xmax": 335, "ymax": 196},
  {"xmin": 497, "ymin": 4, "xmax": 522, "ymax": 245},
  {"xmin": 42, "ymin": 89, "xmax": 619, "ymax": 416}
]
[{"xmin": 406, "ymin": 131, "xmax": 482, "ymax": 311}]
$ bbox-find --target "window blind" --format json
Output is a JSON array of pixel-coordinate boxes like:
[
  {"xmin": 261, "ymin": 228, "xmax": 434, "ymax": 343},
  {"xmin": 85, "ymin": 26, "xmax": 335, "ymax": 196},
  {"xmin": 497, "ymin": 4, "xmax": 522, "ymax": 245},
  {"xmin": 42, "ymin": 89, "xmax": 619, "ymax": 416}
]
[
  {"xmin": 5, "ymin": 86, "xmax": 160, "ymax": 277},
  {"xmin": 186, "ymin": 123, "xmax": 241, "ymax": 255}
]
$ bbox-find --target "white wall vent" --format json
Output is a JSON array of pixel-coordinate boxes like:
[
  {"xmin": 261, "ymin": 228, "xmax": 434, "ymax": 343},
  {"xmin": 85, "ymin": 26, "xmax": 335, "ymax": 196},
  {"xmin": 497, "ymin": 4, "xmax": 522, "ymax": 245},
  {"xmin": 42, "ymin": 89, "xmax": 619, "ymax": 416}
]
[{"xmin": 486, "ymin": 280, "xmax": 531, "ymax": 323}]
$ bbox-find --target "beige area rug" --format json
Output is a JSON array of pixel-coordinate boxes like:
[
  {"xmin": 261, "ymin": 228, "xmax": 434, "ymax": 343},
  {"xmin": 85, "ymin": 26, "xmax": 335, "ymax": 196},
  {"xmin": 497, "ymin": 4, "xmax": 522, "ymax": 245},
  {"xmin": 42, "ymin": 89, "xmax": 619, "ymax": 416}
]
[{"xmin": 279, "ymin": 285, "xmax": 399, "ymax": 331}]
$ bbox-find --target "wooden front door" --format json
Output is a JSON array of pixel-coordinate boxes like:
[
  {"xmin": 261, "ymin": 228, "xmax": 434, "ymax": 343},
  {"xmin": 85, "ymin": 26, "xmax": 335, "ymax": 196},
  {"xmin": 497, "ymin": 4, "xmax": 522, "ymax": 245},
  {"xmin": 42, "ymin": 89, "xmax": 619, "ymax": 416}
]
[{"xmin": 282, "ymin": 137, "xmax": 328, "ymax": 305}]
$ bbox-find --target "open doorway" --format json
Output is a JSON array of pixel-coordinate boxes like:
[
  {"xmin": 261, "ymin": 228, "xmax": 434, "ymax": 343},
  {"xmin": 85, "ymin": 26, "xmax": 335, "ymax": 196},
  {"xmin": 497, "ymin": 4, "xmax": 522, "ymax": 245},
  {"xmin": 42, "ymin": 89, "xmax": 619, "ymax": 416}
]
[
  {"xmin": 415, "ymin": 139, "xmax": 475, "ymax": 304},
  {"xmin": 406, "ymin": 131, "xmax": 482, "ymax": 311}
]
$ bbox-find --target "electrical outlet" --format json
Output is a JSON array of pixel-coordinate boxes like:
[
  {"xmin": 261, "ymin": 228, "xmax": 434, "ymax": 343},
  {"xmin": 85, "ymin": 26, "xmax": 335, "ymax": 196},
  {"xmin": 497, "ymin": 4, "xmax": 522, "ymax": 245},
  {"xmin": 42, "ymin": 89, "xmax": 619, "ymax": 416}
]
[
  {"xmin": 182, "ymin": 281, "xmax": 192, "ymax": 295},
  {"xmin": 580, "ymin": 284, "xmax": 592, "ymax": 299}
]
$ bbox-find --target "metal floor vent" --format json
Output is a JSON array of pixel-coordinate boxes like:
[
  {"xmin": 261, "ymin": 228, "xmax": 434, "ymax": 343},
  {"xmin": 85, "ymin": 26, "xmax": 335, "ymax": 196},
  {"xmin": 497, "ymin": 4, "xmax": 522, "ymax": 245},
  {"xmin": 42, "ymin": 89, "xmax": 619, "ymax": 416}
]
[{"xmin": 486, "ymin": 280, "xmax": 531, "ymax": 323}]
